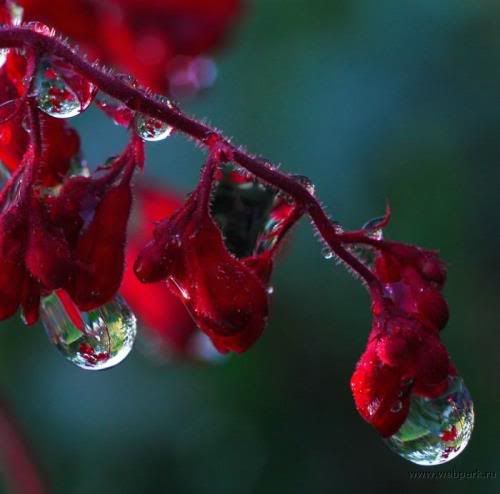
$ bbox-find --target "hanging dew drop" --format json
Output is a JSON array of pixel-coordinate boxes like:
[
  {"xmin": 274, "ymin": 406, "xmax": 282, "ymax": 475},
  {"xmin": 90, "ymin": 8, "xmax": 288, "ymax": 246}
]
[
  {"xmin": 385, "ymin": 376, "xmax": 474, "ymax": 465},
  {"xmin": 134, "ymin": 112, "xmax": 173, "ymax": 142},
  {"xmin": 41, "ymin": 290, "xmax": 137, "ymax": 371},
  {"xmin": 362, "ymin": 216, "xmax": 385, "ymax": 241},
  {"xmin": 35, "ymin": 56, "xmax": 96, "ymax": 119},
  {"xmin": 322, "ymin": 247, "xmax": 334, "ymax": 260},
  {"xmin": 350, "ymin": 216, "xmax": 386, "ymax": 267}
]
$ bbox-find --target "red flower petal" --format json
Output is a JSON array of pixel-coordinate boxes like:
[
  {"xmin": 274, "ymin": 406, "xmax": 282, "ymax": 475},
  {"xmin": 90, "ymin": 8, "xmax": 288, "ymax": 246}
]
[
  {"xmin": 25, "ymin": 196, "xmax": 73, "ymax": 290},
  {"xmin": 135, "ymin": 190, "xmax": 269, "ymax": 353},
  {"xmin": 351, "ymin": 341, "xmax": 411, "ymax": 437},
  {"xmin": 22, "ymin": 0, "xmax": 242, "ymax": 91},
  {"xmin": 0, "ymin": 206, "xmax": 28, "ymax": 319},
  {"xmin": 121, "ymin": 184, "xmax": 197, "ymax": 356},
  {"xmin": 20, "ymin": 274, "xmax": 41, "ymax": 326},
  {"xmin": 68, "ymin": 181, "xmax": 133, "ymax": 311}
]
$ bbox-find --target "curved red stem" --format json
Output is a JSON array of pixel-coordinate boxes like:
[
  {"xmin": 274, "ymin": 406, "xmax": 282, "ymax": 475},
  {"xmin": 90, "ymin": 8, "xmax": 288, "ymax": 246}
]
[{"xmin": 0, "ymin": 25, "xmax": 384, "ymax": 306}]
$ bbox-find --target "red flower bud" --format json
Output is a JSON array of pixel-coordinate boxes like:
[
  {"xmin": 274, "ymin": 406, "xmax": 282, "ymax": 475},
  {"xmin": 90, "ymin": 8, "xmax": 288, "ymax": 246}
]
[
  {"xmin": 121, "ymin": 184, "xmax": 198, "ymax": 358},
  {"xmin": 351, "ymin": 312, "xmax": 452, "ymax": 437}
]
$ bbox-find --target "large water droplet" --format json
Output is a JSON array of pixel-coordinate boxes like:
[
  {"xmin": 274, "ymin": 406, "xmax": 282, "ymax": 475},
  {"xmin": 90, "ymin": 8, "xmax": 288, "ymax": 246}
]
[
  {"xmin": 134, "ymin": 112, "xmax": 172, "ymax": 142},
  {"xmin": 41, "ymin": 291, "xmax": 137, "ymax": 370},
  {"xmin": 35, "ymin": 56, "xmax": 95, "ymax": 118},
  {"xmin": 385, "ymin": 376, "xmax": 474, "ymax": 465}
]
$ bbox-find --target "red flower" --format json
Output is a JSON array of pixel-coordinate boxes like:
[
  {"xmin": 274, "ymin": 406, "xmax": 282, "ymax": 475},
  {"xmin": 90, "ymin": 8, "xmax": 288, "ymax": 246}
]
[
  {"xmin": 50, "ymin": 137, "xmax": 142, "ymax": 311},
  {"xmin": 120, "ymin": 184, "xmax": 198, "ymax": 357},
  {"xmin": 351, "ymin": 311, "xmax": 452, "ymax": 437},
  {"xmin": 134, "ymin": 157, "xmax": 304, "ymax": 353},
  {"xmin": 348, "ymin": 229, "xmax": 455, "ymax": 437},
  {"xmin": 0, "ymin": 106, "xmax": 142, "ymax": 324},
  {"xmin": 20, "ymin": 0, "xmax": 242, "ymax": 91},
  {"xmin": 0, "ymin": 51, "xmax": 81, "ymax": 186}
]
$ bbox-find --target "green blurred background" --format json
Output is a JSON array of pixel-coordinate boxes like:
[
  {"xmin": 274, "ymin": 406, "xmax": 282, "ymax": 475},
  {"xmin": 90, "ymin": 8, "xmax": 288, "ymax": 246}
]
[{"xmin": 1, "ymin": 0, "xmax": 499, "ymax": 492}]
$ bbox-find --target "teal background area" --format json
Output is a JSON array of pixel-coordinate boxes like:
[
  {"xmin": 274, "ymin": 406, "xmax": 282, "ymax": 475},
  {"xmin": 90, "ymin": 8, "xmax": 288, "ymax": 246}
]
[{"xmin": 1, "ymin": 1, "xmax": 499, "ymax": 492}]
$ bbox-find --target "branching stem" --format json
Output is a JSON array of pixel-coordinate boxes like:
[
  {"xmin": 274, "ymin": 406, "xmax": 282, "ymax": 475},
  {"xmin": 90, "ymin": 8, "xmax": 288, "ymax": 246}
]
[{"xmin": 0, "ymin": 25, "xmax": 384, "ymax": 306}]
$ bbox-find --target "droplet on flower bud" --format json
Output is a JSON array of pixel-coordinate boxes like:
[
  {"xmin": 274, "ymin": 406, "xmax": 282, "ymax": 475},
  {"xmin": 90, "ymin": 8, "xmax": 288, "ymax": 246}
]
[
  {"xmin": 362, "ymin": 216, "xmax": 385, "ymax": 240},
  {"xmin": 34, "ymin": 56, "xmax": 96, "ymax": 118},
  {"xmin": 41, "ymin": 291, "xmax": 137, "ymax": 371},
  {"xmin": 349, "ymin": 216, "xmax": 386, "ymax": 268},
  {"xmin": 134, "ymin": 112, "xmax": 172, "ymax": 142},
  {"xmin": 322, "ymin": 247, "xmax": 334, "ymax": 260},
  {"xmin": 385, "ymin": 376, "xmax": 474, "ymax": 465}
]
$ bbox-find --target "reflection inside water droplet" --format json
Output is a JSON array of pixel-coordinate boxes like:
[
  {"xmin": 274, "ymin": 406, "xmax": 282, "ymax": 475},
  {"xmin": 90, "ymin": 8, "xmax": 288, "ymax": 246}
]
[
  {"xmin": 385, "ymin": 375, "xmax": 474, "ymax": 465},
  {"xmin": 34, "ymin": 56, "xmax": 95, "ymax": 118},
  {"xmin": 41, "ymin": 291, "xmax": 137, "ymax": 370},
  {"xmin": 134, "ymin": 112, "xmax": 172, "ymax": 142}
]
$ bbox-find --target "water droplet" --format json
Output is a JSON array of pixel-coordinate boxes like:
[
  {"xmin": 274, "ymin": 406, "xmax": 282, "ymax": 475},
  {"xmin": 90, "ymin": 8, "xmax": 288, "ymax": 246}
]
[
  {"xmin": 322, "ymin": 247, "xmax": 334, "ymax": 260},
  {"xmin": 362, "ymin": 216, "xmax": 385, "ymax": 241},
  {"xmin": 34, "ymin": 56, "xmax": 95, "ymax": 118},
  {"xmin": 41, "ymin": 291, "xmax": 137, "ymax": 370},
  {"xmin": 134, "ymin": 112, "xmax": 172, "ymax": 142},
  {"xmin": 349, "ymin": 216, "xmax": 386, "ymax": 267},
  {"xmin": 267, "ymin": 286, "xmax": 274, "ymax": 295},
  {"xmin": 385, "ymin": 376, "xmax": 474, "ymax": 465}
]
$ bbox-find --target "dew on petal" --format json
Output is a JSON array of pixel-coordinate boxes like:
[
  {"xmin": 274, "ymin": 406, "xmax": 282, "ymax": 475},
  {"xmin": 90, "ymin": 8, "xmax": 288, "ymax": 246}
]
[
  {"xmin": 41, "ymin": 290, "xmax": 137, "ymax": 370},
  {"xmin": 34, "ymin": 56, "xmax": 95, "ymax": 118},
  {"xmin": 134, "ymin": 112, "xmax": 172, "ymax": 142},
  {"xmin": 385, "ymin": 375, "xmax": 474, "ymax": 465}
]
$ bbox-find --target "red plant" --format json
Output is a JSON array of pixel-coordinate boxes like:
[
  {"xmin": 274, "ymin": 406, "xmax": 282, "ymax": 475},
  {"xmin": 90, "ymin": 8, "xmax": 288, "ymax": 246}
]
[
  {"xmin": 0, "ymin": 0, "xmax": 473, "ymax": 472},
  {"xmin": 21, "ymin": 0, "xmax": 241, "ymax": 92}
]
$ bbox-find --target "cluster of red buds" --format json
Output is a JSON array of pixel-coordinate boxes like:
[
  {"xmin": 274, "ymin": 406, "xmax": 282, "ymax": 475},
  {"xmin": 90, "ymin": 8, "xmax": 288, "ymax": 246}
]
[{"xmin": 0, "ymin": 0, "xmax": 473, "ymax": 467}]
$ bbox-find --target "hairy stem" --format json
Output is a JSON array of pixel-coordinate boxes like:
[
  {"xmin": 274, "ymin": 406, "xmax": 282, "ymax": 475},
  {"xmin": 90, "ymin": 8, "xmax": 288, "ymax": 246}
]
[
  {"xmin": 0, "ymin": 397, "xmax": 48, "ymax": 494},
  {"xmin": 0, "ymin": 25, "xmax": 384, "ymax": 305}
]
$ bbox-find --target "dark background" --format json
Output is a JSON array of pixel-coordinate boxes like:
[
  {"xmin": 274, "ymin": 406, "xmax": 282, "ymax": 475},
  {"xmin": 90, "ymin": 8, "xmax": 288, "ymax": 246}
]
[{"xmin": 1, "ymin": 0, "xmax": 499, "ymax": 492}]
